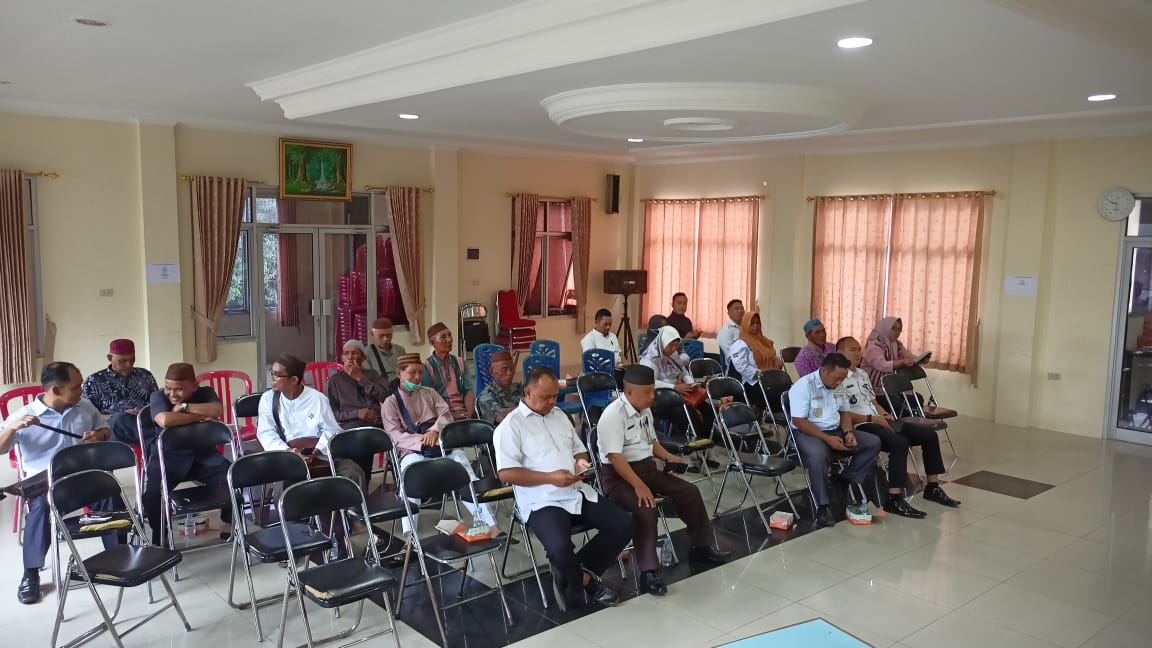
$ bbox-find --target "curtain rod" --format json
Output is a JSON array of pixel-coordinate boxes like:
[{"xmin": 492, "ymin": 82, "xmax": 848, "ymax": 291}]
[
  {"xmin": 641, "ymin": 195, "xmax": 764, "ymax": 203},
  {"xmin": 365, "ymin": 185, "xmax": 434, "ymax": 193},
  {"xmin": 505, "ymin": 192, "xmax": 598, "ymax": 203},
  {"xmin": 22, "ymin": 171, "xmax": 59, "ymax": 179},
  {"xmin": 806, "ymin": 190, "xmax": 997, "ymax": 202},
  {"xmin": 179, "ymin": 174, "xmax": 265, "ymax": 184}
]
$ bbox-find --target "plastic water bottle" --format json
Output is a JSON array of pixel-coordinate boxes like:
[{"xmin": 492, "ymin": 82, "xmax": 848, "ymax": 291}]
[
  {"xmin": 659, "ymin": 539, "xmax": 674, "ymax": 567},
  {"xmin": 181, "ymin": 514, "xmax": 196, "ymax": 537}
]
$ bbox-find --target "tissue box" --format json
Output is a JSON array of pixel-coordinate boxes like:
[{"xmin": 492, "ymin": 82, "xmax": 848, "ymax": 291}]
[
  {"xmin": 769, "ymin": 511, "xmax": 794, "ymax": 530},
  {"xmin": 846, "ymin": 503, "xmax": 873, "ymax": 525}
]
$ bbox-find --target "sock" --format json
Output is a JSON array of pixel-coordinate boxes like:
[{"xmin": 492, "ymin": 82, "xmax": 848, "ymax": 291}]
[
  {"xmin": 924, "ymin": 483, "xmax": 941, "ymax": 492},
  {"xmin": 24, "ymin": 568, "xmax": 38, "ymax": 577}
]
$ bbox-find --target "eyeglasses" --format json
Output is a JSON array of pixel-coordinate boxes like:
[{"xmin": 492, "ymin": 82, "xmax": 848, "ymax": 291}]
[{"xmin": 269, "ymin": 370, "xmax": 290, "ymax": 379}]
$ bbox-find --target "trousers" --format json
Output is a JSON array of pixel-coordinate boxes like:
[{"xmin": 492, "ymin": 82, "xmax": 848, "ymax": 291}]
[
  {"xmin": 794, "ymin": 428, "xmax": 881, "ymax": 506},
  {"xmin": 856, "ymin": 420, "xmax": 946, "ymax": 487},
  {"xmin": 25, "ymin": 494, "xmax": 120, "ymax": 570},
  {"xmin": 525, "ymin": 496, "xmax": 633, "ymax": 590}
]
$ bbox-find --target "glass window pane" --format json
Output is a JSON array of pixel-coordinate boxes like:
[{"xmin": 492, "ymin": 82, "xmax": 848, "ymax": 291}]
[
  {"xmin": 545, "ymin": 237, "xmax": 574, "ymax": 315},
  {"xmin": 544, "ymin": 201, "xmax": 572, "ymax": 232},
  {"xmin": 524, "ymin": 238, "xmax": 544, "ymax": 316},
  {"xmin": 225, "ymin": 231, "xmax": 248, "ymax": 312},
  {"xmin": 253, "ymin": 186, "xmax": 370, "ymax": 225}
]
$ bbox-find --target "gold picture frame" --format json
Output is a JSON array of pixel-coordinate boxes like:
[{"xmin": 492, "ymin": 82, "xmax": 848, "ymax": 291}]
[{"xmin": 278, "ymin": 138, "xmax": 353, "ymax": 201}]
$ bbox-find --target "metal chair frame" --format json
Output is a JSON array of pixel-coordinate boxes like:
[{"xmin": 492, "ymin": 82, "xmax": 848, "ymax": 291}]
[{"xmin": 891, "ymin": 367, "xmax": 959, "ymax": 470}]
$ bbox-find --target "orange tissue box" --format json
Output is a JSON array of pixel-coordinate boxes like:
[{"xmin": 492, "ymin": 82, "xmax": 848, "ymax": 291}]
[
  {"xmin": 769, "ymin": 511, "xmax": 794, "ymax": 530},
  {"xmin": 453, "ymin": 523, "xmax": 501, "ymax": 543}
]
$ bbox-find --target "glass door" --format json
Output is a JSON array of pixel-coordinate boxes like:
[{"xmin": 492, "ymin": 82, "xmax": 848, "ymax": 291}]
[
  {"xmin": 1108, "ymin": 237, "xmax": 1152, "ymax": 445},
  {"xmin": 320, "ymin": 228, "xmax": 374, "ymax": 362},
  {"xmin": 259, "ymin": 228, "xmax": 319, "ymax": 384}
]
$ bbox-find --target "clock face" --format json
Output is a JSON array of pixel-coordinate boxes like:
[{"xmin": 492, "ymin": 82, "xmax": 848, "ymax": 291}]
[{"xmin": 1099, "ymin": 187, "xmax": 1136, "ymax": 222}]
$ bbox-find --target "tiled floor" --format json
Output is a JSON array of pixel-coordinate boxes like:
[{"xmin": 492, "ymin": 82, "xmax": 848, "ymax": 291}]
[{"xmin": 3, "ymin": 416, "xmax": 1152, "ymax": 648}]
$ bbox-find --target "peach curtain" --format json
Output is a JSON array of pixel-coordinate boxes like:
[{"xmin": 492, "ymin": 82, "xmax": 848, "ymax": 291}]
[
  {"xmin": 190, "ymin": 176, "xmax": 247, "ymax": 363},
  {"xmin": 386, "ymin": 186, "xmax": 426, "ymax": 344},
  {"xmin": 571, "ymin": 197, "xmax": 592, "ymax": 333},
  {"xmin": 810, "ymin": 196, "xmax": 891, "ymax": 342},
  {"xmin": 887, "ymin": 194, "xmax": 985, "ymax": 379},
  {"xmin": 696, "ymin": 199, "xmax": 759, "ymax": 335},
  {"xmin": 0, "ymin": 170, "xmax": 33, "ymax": 384},
  {"xmin": 642, "ymin": 201, "xmax": 697, "ymax": 322},
  {"xmin": 510, "ymin": 194, "xmax": 540, "ymax": 312}
]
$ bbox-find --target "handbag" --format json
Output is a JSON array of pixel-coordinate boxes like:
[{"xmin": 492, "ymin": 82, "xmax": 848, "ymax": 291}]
[
  {"xmin": 393, "ymin": 392, "xmax": 443, "ymax": 458},
  {"xmin": 682, "ymin": 386, "xmax": 707, "ymax": 410},
  {"xmin": 272, "ymin": 392, "xmax": 332, "ymax": 477}
]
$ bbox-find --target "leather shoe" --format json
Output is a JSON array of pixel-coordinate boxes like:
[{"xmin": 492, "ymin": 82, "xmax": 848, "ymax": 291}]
[
  {"xmin": 815, "ymin": 505, "xmax": 836, "ymax": 528},
  {"xmin": 688, "ymin": 545, "xmax": 731, "ymax": 566},
  {"xmin": 18, "ymin": 570, "xmax": 40, "ymax": 605},
  {"xmin": 582, "ymin": 571, "xmax": 619, "ymax": 607},
  {"xmin": 923, "ymin": 485, "xmax": 961, "ymax": 508},
  {"xmin": 883, "ymin": 497, "xmax": 927, "ymax": 519},
  {"xmin": 639, "ymin": 570, "xmax": 668, "ymax": 596}
]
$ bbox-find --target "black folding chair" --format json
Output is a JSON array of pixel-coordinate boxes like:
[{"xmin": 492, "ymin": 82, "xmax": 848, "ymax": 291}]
[
  {"xmin": 650, "ymin": 387, "xmax": 716, "ymax": 494},
  {"xmin": 689, "ymin": 358, "xmax": 723, "ymax": 381},
  {"xmin": 49, "ymin": 469, "xmax": 189, "ymax": 648},
  {"xmin": 439, "ymin": 419, "xmax": 515, "ymax": 518},
  {"xmin": 707, "ymin": 377, "xmax": 771, "ymax": 453},
  {"xmin": 326, "ymin": 426, "xmax": 409, "ymax": 557},
  {"xmin": 278, "ymin": 477, "xmax": 401, "ymax": 648},
  {"xmin": 711, "ymin": 401, "xmax": 800, "ymax": 529},
  {"xmin": 577, "ymin": 371, "xmax": 619, "ymax": 443},
  {"xmin": 882, "ymin": 372, "xmax": 955, "ymax": 472},
  {"xmin": 396, "ymin": 458, "xmax": 513, "ymax": 647},
  {"xmin": 234, "ymin": 392, "xmax": 265, "ymax": 456},
  {"xmin": 757, "ymin": 370, "xmax": 795, "ymax": 445}
]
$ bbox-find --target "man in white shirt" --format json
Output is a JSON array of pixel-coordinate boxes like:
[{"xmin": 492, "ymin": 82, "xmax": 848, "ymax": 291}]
[
  {"xmin": 580, "ymin": 308, "xmax": 622, "ymax": 364},
  {"xmin": 494, "ymin": 366, "xmax": 633, "ymax": 612},
  {"xmin": 597, "ymin": 365, "xmax": 729, "ymax": 596},
  {"xmin": 716, "ymin": 299, "xmax": 745, "ymax": 359},
  {"xmin": 787, "ymin": 352, "xmax": 882, "ymax": 528}
]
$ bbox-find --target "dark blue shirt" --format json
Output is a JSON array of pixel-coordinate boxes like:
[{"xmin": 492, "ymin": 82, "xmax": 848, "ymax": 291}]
[{"xmin": 81, "ymin": 366, "xmax": 158, "ymax": 414}]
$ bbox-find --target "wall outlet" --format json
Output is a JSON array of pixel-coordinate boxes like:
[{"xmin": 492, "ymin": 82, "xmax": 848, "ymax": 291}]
[
  {"xmin": 99, "ymin": 288, "xmax": 114, "ymax": 297},
  {"xmin": 1047, "ymin": 372, "xmax": 1061, "ymax": 381}
]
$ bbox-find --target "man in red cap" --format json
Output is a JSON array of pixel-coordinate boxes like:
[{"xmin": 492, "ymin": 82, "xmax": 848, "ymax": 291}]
[
  {"xmin": 421, "ymin": 322, "xmax": 474, "ymax": 420},
  {"xmin": 82, "ymin": 338, "xmax": 158, "ymax": 447}
]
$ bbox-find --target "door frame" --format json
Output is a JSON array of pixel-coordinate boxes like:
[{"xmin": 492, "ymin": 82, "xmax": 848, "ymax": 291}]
[{"xmin": 1105, "ymin": 236, "xmax": 1152, "ymax": 445}]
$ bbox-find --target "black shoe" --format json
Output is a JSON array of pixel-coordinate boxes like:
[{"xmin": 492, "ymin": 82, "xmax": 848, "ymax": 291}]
[
  {"xmin": 688, "ymin": 545, "xmax": 731, "ymax": 566},
  {"xmin": 922, "ymin": 485, "xmax": 961, "ymax": 508},
  {"xmin": 582, "ymin": 571, "xmax": 619, "ymax": 607},
  {"xmin": 639, "ymin": 570, "xmax": 667, "ymax": 596},
  {"xmin": 686, "ymin": 465, "xmax": 702, "ymax": 474},
  {"xmin": 815, "ymin": 505, "xmax": 836, "ymax": 528},
  {"xmin": 883, "ymin": 497, "xmax": 927, "ymax": 519},
  {"xmin": 704, "ymin": 458, "xmax": 722, "ymax": 469},
  {"xmin": 17, "ymin": 570, "xmax": 40, "ymax": 605}
]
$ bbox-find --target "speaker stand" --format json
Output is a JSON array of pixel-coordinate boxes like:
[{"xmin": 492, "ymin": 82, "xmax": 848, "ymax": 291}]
[{"xmin": 617, "ymin": 293, "xmax": 638, "ymax": 364}]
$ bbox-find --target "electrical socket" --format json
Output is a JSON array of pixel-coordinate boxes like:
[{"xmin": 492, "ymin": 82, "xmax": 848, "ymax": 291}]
[
  {"xmin": 1047, "ymin": 372, "xmax": 1061, "ymax": 381},
  {"xmin": 99, "ymin": 288, "xmax": 114, "ymax": 297}
]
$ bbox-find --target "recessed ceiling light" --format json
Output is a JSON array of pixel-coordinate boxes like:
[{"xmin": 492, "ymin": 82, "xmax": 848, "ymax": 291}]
[
  {"xmin": 627, "ymin": 138, "xmax": 644, "ymax": 143},
  {"xmin": 1088, "ymin": 93, "xmax": 1116, "ymax": 102},
  {"xmin": 397, "ymin": 113, "xmax": 420, "ymax": 120},
  {"xmin": 74, "ymin": 18, "xmax": 109, "ymax": 27},
  {"xmin": 837, "ymin": 36, "xmax": 873, "ymax": 49}
]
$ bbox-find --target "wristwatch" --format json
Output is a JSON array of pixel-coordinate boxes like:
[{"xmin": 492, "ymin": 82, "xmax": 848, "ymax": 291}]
[
  {"xmin": 867, "ymin": 414, "xmax": 873, "ymax": 423},
  {"xmin": 179, "ymin": 402, "xmax": 189, "ymax": 413}
]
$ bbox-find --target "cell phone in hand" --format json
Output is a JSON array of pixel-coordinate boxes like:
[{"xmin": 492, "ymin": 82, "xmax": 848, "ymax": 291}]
[
  {"xmin": 665, "ymin": 461, "xmax": 688, "ymax": 474},
  {"xmin": 575, "ymin": 465, "xmax": 596, "ymax": 479}
]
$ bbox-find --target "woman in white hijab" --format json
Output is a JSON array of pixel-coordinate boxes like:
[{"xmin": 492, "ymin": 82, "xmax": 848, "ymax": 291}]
[{"xmin": 641, "ymin": 326, "xmax": 715, "ymax": 440}]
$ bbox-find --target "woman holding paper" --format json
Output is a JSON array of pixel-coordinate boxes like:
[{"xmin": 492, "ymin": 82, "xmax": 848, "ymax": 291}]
[{"xmin": 862, "ymin": 317, "xmax": 927, "ymax": 411}]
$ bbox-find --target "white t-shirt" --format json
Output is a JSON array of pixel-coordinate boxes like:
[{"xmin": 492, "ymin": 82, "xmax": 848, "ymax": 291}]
[
  {"xmin": 257, "ymin": 386, "xmax": 343, "ymax": 455},
  {"xmin": 580, "ymin": 329, "xmax": 622, "ymax": 363},
  {"xmin": 596, "ymin": 397, "xmax": 655, "ymax": 463}
]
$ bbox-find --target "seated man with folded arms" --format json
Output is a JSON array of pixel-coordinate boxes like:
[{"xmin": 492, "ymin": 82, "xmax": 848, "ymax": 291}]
[
  {"xmin": 580, "ymin": 308, "xmax": 623, "ymax": 364},
  {"xmin": 477, "ymin": 351, "xmax": 524, "ymax": 426},
  {"xmin": 2, "ymin": 362, "xmax": 119, "ymax": 605},
  {"xmin": 794, "ymin": 319, "xmax": 838, "ymax": 378},
  {"xmin": 82, "ymin": 338, "xmax": 158, "ymax": 447},
  {"xmin": 366, "ymin": 317, "xmax": 406, "ymax": 384},
  {"xmin": 421, "ymin": 322, "xmax": 475, "ymax": 420},
  {"xmin": 597, "ymin": 365, "xmax": 729, "ymax": 596},
  {"xmin": 327, "ymin": 339, "xmax": 392, "ymax": 429},
  {"xmin": 835, "ymin": 337, "xmax": 960, "ymax": 516},
  {"xmin": 787, "ymin": 353, "xmax": 883, "ymax": 528},
  {"xmin": 140, "ymin": 362, "xmax": 232, "ymax": 545},
  {"xmin": 716, "ymin": 299, "xmax": 745, "ymax": 360},
  {"xmin": 494, "ymin": 367, "xmax": 634, "ymax": 612}
]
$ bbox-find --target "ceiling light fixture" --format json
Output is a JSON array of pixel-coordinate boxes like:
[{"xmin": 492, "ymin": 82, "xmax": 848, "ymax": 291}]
[
  {"xmin": 627, "ymin": 138, "xmax": 644, "ymax": 143},
  {"xmin": 837, "ymin": 36, "xmax": 872, "ymax": 49},
  {"xmin": 74, "ymin": 18, "xmax": 109, "ymax": 27},
  {"xmin": 1087, "ymin": 93, "xmax": 1116, "ymax": 102},
  {"xmin": 397, "ymin": 113, "xmax": 420, "ymax": 120}
]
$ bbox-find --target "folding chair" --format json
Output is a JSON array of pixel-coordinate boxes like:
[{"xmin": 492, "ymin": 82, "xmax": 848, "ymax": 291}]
[
  {"xmin": 896, "ymin": 364, "xmax": 958, "ymax": 419},
  {"xmin": 577, "ymin": 371, "xmax": 619, "ymax": 443},
  {"xmin": 779, "ymin": 346, "xmax": 801, "ymax": 366},
  {"xmin": 326, "ymin": 426, "xmax": 409, "ymax": 557},
  {"xmin": 49, "ymin": 470, "xmax": 189, "ymax": 648},
  {"xmin": 650, "ymin": 387, "xmax": 716, "ymax": 494},
  {"xmin": 459, "ymin": 302, "xmax": 491, "ymax": 357},
  {"xmin": 226, "ymin": 451, "xmax": 326, "ymax": 642},
  {"xmin": 439, "ymin": 419, "xmax": 515, "ymax": 520},
  {"xmin": 396, "ymin": 458, "xmax": 514, "ymax": 647},
  {"xmin": 756, "ymin": 370, "xmax": 795, "ymax": 448},
  {"xmin": 779, "ymin": 392, "xmax": 868, "ymax": 513},
  {"xmin": 277, "ymin": 477, "xmax": 401, "ymax": 648},
  {"xmin": 707, "ymin": 377, "xmax": 768, "ymax": 450},
  {"xmin": 882, "ymin": 372, "xmax": 956, "ymax": 472},
  {"xmin": 689, "ymin": 358, "xmax": 724, "ymax": 381},
  {"xmin": 233, "ymin": 392, "xmax": 265, "ymax": 456},
  {"xmin": 710, "ymin": 401, "xmax": 800, "ymax": 528}
]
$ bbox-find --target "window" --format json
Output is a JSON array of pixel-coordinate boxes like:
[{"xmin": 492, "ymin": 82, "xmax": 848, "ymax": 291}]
[
  {"xmin": 523, "ymin": 200, "xmax": 576, "ymax": 317},
  {"xmin": 641, "ymin": 198, "xmax": 760, "ymax": 335}
]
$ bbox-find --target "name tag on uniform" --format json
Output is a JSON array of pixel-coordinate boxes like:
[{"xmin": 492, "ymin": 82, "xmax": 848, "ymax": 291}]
[{"xmin": 812, "ymin": 407, "xmax": 823, "ymax": 418}]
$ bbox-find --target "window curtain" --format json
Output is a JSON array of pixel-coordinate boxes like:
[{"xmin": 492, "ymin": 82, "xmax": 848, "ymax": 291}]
[
  {"xmin": 642, "ymin": 201, "xmax": 697, "ymax": 322},
  {"xmin": 386, "ymin": 186, "xmax": 426, "ymax": 344},
  {"xmin": 887, "ymin": 194, "xmax": 985, "ymax": 381},
  {"xmin": 275, "ymin": 199, "xmax": 299, "ymax": 327},
  {"xmin": 811, "ymin": 196, "xmax": 891, "ymax": 342},
  {"xmin": 0, "ymin": 170, "xmax": 33, "ymax": 384},
  {"xmin": 571, "ymin": 197, "xmax": 592, "ymax": 332},
  {"xmin": 510, "ymin": 194, "xmax": 540, "ymax": 311},
  {"xmin": 696, "ymin": 199, "xmax": 759, "ymax": 335},
  {"xmin": 190, "ymin": 176, "xmax": 247, "ymax": 363}
]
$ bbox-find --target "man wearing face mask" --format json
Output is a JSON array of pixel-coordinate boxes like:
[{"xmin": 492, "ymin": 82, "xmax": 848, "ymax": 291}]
[{"xmin": 421, "ymin": 322, "xmax": 474, "ymax": 420}]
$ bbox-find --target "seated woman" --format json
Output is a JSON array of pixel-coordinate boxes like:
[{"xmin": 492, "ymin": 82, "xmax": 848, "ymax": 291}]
[
  {"xmin": 640, "ymin": 326, "xmax": 715, "ymax": 439},
  {"xmin": 861, "ymin": 316, "xmax": 922, "ymax": 415},
  {"xmin": 727, "ymin": 311, "xmax": 782, "ymax": 412}
]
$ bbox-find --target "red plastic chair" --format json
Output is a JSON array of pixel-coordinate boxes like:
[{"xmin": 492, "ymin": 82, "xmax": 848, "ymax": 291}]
[
  {"xmin": 2, "ymin": 386, "xmax": 43, "ymax": 538},
  {"xmin": 305, "ymin": 361, "xmax": 342, "ymax": 393},
  {"xmin": 197, "ymin": 370, "xmax": 255, "ymax": 442},
  {"xmin": 496, "ymin": 289, "xmax": 537, "ymax": 352}
]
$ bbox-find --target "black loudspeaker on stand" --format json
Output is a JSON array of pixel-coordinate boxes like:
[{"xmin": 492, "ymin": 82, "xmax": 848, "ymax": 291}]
[{"xmin": 603, "ymin": 270, "xmax": 647, "ymax": 364}]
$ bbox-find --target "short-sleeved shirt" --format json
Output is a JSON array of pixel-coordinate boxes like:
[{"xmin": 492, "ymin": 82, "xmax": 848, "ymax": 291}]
[
  {"xmin": 835, "ymin": 367, "xmax": 880, "ymax": 417},
  {"xmin": 595, "ymin": 397, "xmax": 655, "ymax": 463},
  {"xmin": 4, "ymin": 397, "xmax": 108, "ymax": 475},
  {"xmin": 477, "ymin": 382, "xmax": 524, "ymax": 426},
  {"xmin": 716, "ymin": 320, "xmax": 741, "ymax": 358},
  {"xmin": 787, "ymin": 371, "xmax": 849, "ymax": 431},
  {"xmin": 82, "ymin": 366, "xmax": 158, "ymax": 414},
  {"xmin": 494, "ymin": 401, "xmax": 598, "ymax": 521},
  {"xmin": 580, "ymin": 330, "xmax": 622, "ymax": 363},
  {"xmin": 142, "ymin": 387, "xmax": 222, "ymax": 451}
]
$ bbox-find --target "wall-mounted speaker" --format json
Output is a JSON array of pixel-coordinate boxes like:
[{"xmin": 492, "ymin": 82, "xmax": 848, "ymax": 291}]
[{"xmin": 606, "ymin": 174, "xmax": 620, "ymax": 214}]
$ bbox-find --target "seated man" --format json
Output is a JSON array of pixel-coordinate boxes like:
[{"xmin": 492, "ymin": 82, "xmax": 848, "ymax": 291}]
[
  {"xmin": 597, "ymin": 365, "xmax": 729, "ymax": 596},
  {"xmin": 421, "ymin": 322, "xmax": 474, "ymax": 420},
  {"xmin": 666, "ymin": 292, "xmax": 703, "ymax": 340},
  {"xmin": 477, "ymin": 351, "xmax": 523, "ymax": 426},
  {"xmin": 794, "ymin": 319, "xmax": 837, "ymax": 377},
  {"xmin": 81, "ymin": 338, "xmax": 158, "ymax": 446},
  {"xmin": 366, "ymin": 317, "xmax": 406, "ymax": 383},
  {"xmin": 835, "ymin": 337, "xmax": 960, "ymax": 516},
  {"xmin": 580, "ymin": 308, "xmax": 623, "ymax": 365},
  {"xmin": 495, "ymin": 367, "xmax": 633, "ymax": 612},
  {"xmin": 787, "ymin": 353, "xmax": 882, "ymax": 528},
  {"xmin": 1, "ymin": 362, "xmax": 119, "ymax": 605},
  {"xmin": 716, "ymin": 299, "xmax": 745, "ymax": 360},
  {"xmin": 327, "ymin": 339, "xmax": 392, "ymax": 429},
  {"xmin": 140, "ymin": 362, "xmax": 232, "ymax": 545}
]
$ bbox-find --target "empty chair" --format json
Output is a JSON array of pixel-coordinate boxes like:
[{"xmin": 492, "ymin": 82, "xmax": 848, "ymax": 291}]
[
  {"xmin": 710, "ymin": 400, "xmax": 800, "ymax": 530},
  {"xmin": 232, "ymin": 392, "xmax": 264, "ymax": 456},
  {"xmin": 496, "ymin": 289, "xmax": 537, "ymax": 352},
  {"xmin": 197, "ymin": 370, "xmax": 254, "ymax": 441},
  {"xmin": 439, "ymin": 419, "xmax": 515, "ymax": 518},
  {"xmin": 459, "ymin": 302, "xmax": 491, "ymax": 357},
  {"xmin": 529, "ymin": 339, "xmax": 561, "ymax": 362},
  {"xmin": 582, "ymin": 348, "xmax": 616, "ymax": 376},
  {"xmin": 689, "ymin": 358, "xmax": 724, "ymax": 381},
  {"xmin": 883, "ymin": 372, "xmax": 957, "ymax": 471},
  {"xmin": 650, "ymin": 387, "xmax": 716, "ymax": 492},
  {"xmin": 896, "ymin": 364, "xmax": 959, "ymax": 420},
  {"xmin": 304, "ymin": 361, "xmax": 341, "ymax": 392},
  {"xmin": 326, "ymin": 426, "xmax": 408, "ymax": 553}
]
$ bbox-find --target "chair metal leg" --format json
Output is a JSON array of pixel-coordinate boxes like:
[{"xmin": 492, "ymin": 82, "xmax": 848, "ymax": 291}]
[
  {"xmin": 293, "ymin": 569, "xmax": 317, "ymax": 648},
  {"xmin": 487, "ymin": 553, "xmax": 515, "ymax": 626},
  {"xmin": 395, "ymin": 537, "xmax": 414, "ymax": 618},
  {"xmin": 417, "ymin": 552, "xmax": 449, "ymax": 647},
  {"xmin": 712, "ymin": 466, "xmax": 733, "ymax": 516},
  {"xmin": 157, "ymin": 574, "xmax": 193, "ymax": 631},
  {"xmin": 276, "ymin": 576, "xmax": 293, "ymax": 648},
  {"xmin": 457, "ymin": 559, "xmax": 469, "ymax": 599},
  {"xmin": 499, "ymin": 515, "xmax": 549, "ymax": 608}
]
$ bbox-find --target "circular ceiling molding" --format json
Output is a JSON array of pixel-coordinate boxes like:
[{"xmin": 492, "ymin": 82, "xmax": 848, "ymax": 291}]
[{"xmin": 541, "ymin": 82, "xmax": 865, "ymax": 143}]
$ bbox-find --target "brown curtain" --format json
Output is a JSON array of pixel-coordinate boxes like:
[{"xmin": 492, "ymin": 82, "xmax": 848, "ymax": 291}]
[
  {"xmin": 641, "ymin": 201, "xmax": 698, "ymax": 322},
  {"xmin": 191, "ymin": 176, "xmax": 247, "ymax": 363},
  {"xmin": 510, "ymin": 194, "xmax": 540, "ymax": 311},
  {"xmin": 386, "ymin": 186, "xmax": 426, "ymax": 344},
  {"xmin": 887, "ymin": 194, "xmax": 985, "ymax": 381},
  {"xmin": 275, "ymin": 199, "xmax": 299, "ymax": 326},
  {"xmin": 571, "ymin": 197, "xmax": 592, "ymax": 333},
  {"xmin": 696, "ymin": 199, "xmax": 759, "ymax": 335},
  {"xmin": 0, "ymin": 170, "xmax": 33, "ymax": 384},
  {"xmin": 811, "ymin": 196, "xmax": 891, "ymax": 342}
]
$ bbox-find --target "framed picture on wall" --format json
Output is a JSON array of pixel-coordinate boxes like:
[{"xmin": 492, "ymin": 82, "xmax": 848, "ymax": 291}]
[{"xmin": 278, "ymin": 138, "xmax": 353, "ymax": 201}]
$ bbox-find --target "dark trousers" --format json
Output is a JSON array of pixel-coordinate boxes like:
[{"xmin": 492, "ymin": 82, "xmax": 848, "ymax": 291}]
[
  {"xmin": 25, "ymin": 494, "xmax": 120, "ymax": 570},
  {"xmin": 857, "ymin": 420, "xmax": 946, "ymax": 486},
  {"xmin": 794, "ymin": 428, "xmax": 882, "ymax": 506},
  {"xmin": 601, "ymin": 458, "xmax": 714, "ymax": 572},
  {"xmin": 109, "ymin": 412, "xmax": 140, "ymax": 446},
  {"xmin": 143, "ymin": 451, "xmax": 233, "ymax": 545},
  {"xmin": 526, "ymin": 496, "xmax": 633, "ymax": 590}
]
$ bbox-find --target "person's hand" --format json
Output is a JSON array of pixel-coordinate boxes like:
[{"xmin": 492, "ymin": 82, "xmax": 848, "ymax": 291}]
[
  {"xmin": 548, "ymin": 469, "xmax": 582, "ymax": 488},
  {"xmin": 897, "ymin": 358, "xmax": 915, "ymax": 369},
  {"xmin": 635, "ymin": 483, "xmax": 656, "ymax": 508},
  {"xmin": 673, "ymin": 382, "xmax": 693, "ymax": 395},
  {"xmin": 14, "ymin": 415, "xmax": 39, "ymax": 430},
  {"xmin": 665, "ymin": 455, "xmax": 687, "ymax": 465},
  {"xmin": 826, "ymin": 436, "xmax": 848, "ymax": 452},
  {"xmin": 420, "ymin": 429, "xmax": 439, "ymax": 447},
  {"xmin": 843, "ymin": 431, "xmax": 858, "ymax": 448},
  {"xmin": 125, "ymin": 408, "xmax": 139, "ymax": 415},
  {"xmin": 574, "ymin": 458, "xmax": 592, "ymax": 474},
  {"xmin": 356, "ymin": 408, "xmax": 379, "ymax": 423},
  {"xmin": 81, "ymin": 431, "xmax": 102, "ymax": 443},
  {"xmin": 874, "ymin": 415, "xmax": 893, "ymax": 431}
]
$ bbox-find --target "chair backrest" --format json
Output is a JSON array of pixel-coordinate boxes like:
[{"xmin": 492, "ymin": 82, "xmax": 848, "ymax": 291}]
[
  {"xmin": 897, "ymin": 364, "xmax": 928, "ymax": 381},
  {"xmin": 780, "ymin": 346, "xmax": 801, "ymax": 364},
  {"xmin": 720, "ymin": 402, "xmax": 759, "ymax": 428},
  {"xmin": 49, "ymin": 441, "xmax": 137, "ymax": 482},
  {"xmin": 197, "ymin": 370, "xmax": 253, "ymax": 425},
  {"xmin": 279, "ymin": 476, "xmax": 364, "ymax": 522},
  {"xmin": 522, "ymin": 353, "xmax": 558, "ymax": 380},
  {"xmin": 51, "ymin": 469, "xmax": 124, "ymax": 517},
  {"xmin": 228, "ymin": 450, "xmax": 309, "ymax": 491},
  {"xmin": 680, "ymin": 338, "xmax": 704, "ymax": 360},
  {"xmin": 496, "ymin": 290, "xmax": 523, "ymax": 323},
  {"xmin": 158, "ymin": 420, "xmax": 234, "ymax": 453},
  {"xmin": 459, "ymin": 302, "xmax": 491, "ymax": 355},
  {"xmin": 582, "ymin": 348, "xmax": 616, "ymax": 375},
  {"xmin": 234, "ymin": 392, "xmax": 262, "ymax": 421},
  {"xmin": 706, "ymin": 376, "xmax": 746, "ymax": 401},
  {"xmin": 402, "ymin": 457, "xmax": 471, "ymax": 501},
  {"xmin": 305, "ymin": 361, "xmax": 342, "ymax": 392},
  {"xmin": 460, "ymin": 302, "xmax": 488, "ymax": 320},
  {"xmin": 529, "ymin": 339, "xmax": 560, "ymax": 361},
  {"xmin": 473, "ymin": 343, "xmax": 504, "ymax": 396},
  {"xmin": 689, "ymin": 358, "xmax": 722, "ymax": 379},
  {"xmin": 650, "ymin": 387, "xmax": 686, "ymax": 419},
  {"xmin": 440, "ymin": 419, "xmax": 495, "ymax": 451},
  {"xmin": 327, "ymin": 426, "xmax": 394, "ymax": 461},
  {"xmin": 0, "ymin": 385, "xmax": 43, "ymax": 419},
  {"xmin": 577, "ymin": 371, "xmax": 618, "ymax": 395},
  {"xmin": 881, "ymin": 373, "xmax": 918, "ymax": 414}
]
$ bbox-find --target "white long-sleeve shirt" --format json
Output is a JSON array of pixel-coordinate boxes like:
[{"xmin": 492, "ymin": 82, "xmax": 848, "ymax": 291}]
[
  {"xmin": 716, "ymin": 320, "xmax": 741, "ymax": 358},
  {"xmin": 256, "ymin": 387, "xmax": 343, "ymax": 455}
]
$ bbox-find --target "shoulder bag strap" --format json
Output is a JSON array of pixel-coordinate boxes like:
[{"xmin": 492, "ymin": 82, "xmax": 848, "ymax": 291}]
[{"xmin": 272, "ymin": 391, "xmax": 288, "ymax": 443}]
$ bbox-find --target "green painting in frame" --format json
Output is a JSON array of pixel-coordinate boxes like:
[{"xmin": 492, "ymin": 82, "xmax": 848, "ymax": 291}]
[{"xmin": 279, "ymin": 138, "xmax": 353, "ymax": 201}]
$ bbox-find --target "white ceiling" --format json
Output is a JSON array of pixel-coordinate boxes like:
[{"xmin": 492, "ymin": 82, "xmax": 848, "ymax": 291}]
[{"xmin": 2, "ymin": 0, "xmax": 1151, "ymax": 161}]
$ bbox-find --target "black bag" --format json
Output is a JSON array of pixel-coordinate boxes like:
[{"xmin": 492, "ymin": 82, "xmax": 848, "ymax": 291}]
[{"xmin": 393, "ymin": 392, "xmax": 442, "ymax": 458}]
